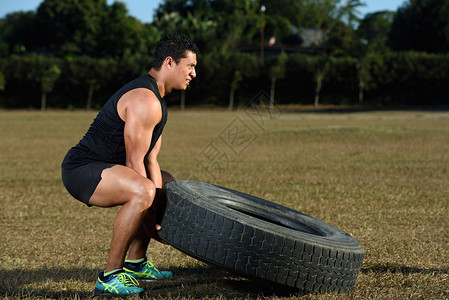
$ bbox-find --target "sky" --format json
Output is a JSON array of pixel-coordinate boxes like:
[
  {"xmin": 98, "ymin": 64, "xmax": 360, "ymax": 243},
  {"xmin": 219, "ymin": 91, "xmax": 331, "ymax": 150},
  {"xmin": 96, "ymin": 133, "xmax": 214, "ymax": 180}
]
[{"xmin": 1, "ymin": 0, "xmax": 407, "ymax": 23}]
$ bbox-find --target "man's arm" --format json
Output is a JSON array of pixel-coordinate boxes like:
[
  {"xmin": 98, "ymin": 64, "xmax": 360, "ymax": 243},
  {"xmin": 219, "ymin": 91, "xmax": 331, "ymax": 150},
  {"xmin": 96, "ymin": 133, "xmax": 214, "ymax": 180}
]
[
  {"xmin": 144, "ymin": 135, "xmax": 165, "ymax": 237},
  {"xmin": 121, "ymin": 89, "xmax": 162, "ymax": 178},
  {"xmin": 145, "ymin": 136, "xmax": 162, "ymax": 188}
]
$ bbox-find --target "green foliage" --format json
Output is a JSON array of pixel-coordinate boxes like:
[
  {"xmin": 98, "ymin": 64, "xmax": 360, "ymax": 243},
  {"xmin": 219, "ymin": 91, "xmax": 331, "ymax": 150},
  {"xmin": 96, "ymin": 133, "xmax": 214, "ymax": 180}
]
[
  {"xmin": 0, "ymin": 71, "xmax": 5, "ymax": 91},
  {"xmin": 1, "ymin": 0, "xmax": 449, "ymax": 108},
  {"xmin": 356, "ymin": 11, "xmax": 394, "ymax": 53},
  {"xmin": 275, "ymin": 51, "xmax": 449, "ymax": 107},
  {"xmin": 97, "ymin": 2, "xmax": 160, "ymax": 58},
  {"xmin": 26, "ymin": 55, "xmax": 62, "ymax": 110},
  {"xmin": 368, "ymin": 51, "xmax": 449, "ymax": 105},
  {"xmin": 62, "ymin": 56, "xmax": 114, "ymax": 109},
  {"xmin": 0, "ymin": 54, "xmax": 145, "ymax": 108},
  {"xmin": 0, "ymin": 11, "xmax": 38, "ymax": 55},
  {"xmin": 184, "ymin": 51, "xmax": 260, "ymax": 107},
  {"xmin": 40, "ymin": 65, "xmax": 61, "ymax": 94},
  {"xmin": 269, "ymin": 52, "xmax": 287, "ymax": 80},
  {"xmin": 0, "ymin": 0, "xmax": 160, "ymax": 58},
  {"xmin": 36, "ymin": 0, "xmax": 103, "ymax": 55},
  {"xmin": 274, "ymin": 0, "xmax": 364, "ymax": 52},
  {"xmin": 388, "ymin": 0, "xmax": 449, "ymax": 53},
  {"xmin": 2, "ymin": 48, "xmax": 449, "ymax": 109},
  {"xmin": 154, "ymin": 0, "xmax": 268, "ymax": 53}
]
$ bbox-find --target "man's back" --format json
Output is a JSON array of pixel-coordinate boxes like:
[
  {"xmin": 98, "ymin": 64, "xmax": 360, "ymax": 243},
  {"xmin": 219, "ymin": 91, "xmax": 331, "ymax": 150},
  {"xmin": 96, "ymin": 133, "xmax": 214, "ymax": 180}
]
[{"xmin": 62, "ymin": 74, "xmax": 167, "ymax": 169}]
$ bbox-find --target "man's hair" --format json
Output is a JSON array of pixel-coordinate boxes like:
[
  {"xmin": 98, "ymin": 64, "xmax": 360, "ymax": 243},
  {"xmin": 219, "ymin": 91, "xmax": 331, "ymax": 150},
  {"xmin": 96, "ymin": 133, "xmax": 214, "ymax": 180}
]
[{"xmin": 151, "ymin": 33, "xmax": 199, "ymax": 70}]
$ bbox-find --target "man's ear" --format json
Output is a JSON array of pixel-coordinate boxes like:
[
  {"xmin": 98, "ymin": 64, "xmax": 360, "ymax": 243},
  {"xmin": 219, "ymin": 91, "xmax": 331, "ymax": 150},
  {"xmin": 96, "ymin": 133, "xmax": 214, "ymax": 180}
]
[{"xmin": 164, "ymin": 56, "xmax": 175, "ymax": 69}]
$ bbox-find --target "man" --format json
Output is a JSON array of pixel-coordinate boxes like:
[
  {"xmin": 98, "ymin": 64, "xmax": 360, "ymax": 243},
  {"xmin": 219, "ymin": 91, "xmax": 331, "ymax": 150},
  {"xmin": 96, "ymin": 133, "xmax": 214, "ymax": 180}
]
[{"xmin": 61, "ymin": 33, "xmax": 198, "ymax": 296}]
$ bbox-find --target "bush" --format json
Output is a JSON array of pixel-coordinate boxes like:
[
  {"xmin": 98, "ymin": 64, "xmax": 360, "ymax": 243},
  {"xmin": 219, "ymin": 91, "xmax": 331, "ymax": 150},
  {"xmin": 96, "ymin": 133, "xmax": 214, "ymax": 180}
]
[
  {"xmin": 0, "ymin": 71, "xmax": 5, "ymax": 91},
  {"xmin": 1, "ymin": 51, "xmax": 449, "ymax": 108},
  {"xmin": 367, "ymin": 52, "xmax": 449, "ymax": 106},
  {"xmin": 0, "ymin": 55, "xmax": 145, "ymax": 109}
]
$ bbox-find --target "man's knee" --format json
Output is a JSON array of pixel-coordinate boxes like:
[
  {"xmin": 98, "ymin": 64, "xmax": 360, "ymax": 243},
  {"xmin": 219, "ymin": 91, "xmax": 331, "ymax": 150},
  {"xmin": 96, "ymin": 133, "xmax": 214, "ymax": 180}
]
[{"xmin": 131, "ymin": 180, "xmax": 156, "ymax": 210}]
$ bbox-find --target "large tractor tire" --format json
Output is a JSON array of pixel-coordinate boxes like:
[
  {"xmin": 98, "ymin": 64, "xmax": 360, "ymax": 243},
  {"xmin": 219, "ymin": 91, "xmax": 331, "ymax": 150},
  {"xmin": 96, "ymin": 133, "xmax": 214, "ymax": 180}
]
[{"xmin": 157, "ymin": 180, "xmax": 364, "ymax": 294}]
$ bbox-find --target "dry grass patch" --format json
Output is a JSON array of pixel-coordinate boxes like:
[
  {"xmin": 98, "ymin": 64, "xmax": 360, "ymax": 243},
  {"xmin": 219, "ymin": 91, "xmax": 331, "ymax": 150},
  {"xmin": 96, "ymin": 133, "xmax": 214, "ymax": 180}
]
[{"xmin": 0, "ymin": 109, "xmax": 448, "ymax": 299}]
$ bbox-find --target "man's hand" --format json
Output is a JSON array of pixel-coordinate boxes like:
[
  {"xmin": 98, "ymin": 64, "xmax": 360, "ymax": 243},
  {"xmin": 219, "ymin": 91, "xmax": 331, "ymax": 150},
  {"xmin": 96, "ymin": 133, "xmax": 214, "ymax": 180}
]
[
  {"xmin": 143, "ymin": 188, "xmax": 168, "ymax": 244},
  {"xmin": 143, "ymin": 211, "xmax": 167, "ymax": 244}
]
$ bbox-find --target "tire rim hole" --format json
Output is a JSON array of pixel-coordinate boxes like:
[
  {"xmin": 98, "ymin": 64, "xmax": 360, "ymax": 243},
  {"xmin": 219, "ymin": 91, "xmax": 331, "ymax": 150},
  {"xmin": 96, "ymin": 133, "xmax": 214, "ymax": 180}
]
[{"xmin": 217, "ymin": 200, "xmax": 325, "ymax": 236}]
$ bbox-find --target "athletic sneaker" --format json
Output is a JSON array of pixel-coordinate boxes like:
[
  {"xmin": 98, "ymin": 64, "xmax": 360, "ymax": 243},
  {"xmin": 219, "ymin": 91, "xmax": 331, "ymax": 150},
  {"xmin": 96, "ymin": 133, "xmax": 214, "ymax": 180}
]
[
  {"xmin": 93, "ymin": 269, "xmax": 144, "ymax": 296},
  {"xmin": 123, "ymin": 258, "xmax": 173, "ymax": 281}
]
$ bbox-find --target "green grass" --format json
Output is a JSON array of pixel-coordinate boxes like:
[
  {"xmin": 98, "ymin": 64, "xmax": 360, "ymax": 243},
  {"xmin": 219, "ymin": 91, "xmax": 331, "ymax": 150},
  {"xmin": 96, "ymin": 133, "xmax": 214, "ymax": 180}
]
[{"xmin": 0, "ymin": 109, "xmax": 448, "ymax": 299}]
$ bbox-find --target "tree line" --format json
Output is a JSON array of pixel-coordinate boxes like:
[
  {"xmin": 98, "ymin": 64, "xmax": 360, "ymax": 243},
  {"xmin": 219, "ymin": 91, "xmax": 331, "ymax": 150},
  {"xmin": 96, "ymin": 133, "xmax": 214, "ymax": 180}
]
[{"xmin": 1, "ymin": 0, "xmax": 448, "ymax": 109}]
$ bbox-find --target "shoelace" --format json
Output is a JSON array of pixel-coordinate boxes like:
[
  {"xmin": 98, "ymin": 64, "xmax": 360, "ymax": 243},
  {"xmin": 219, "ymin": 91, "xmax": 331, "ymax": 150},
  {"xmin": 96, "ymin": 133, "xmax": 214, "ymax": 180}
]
[
  {"xmin": 142, "ymin": 260, "xmax": 161, "ymax": 274},
  {"xmin": 114, "ymin": 272, "xmax": 140, "ymax": 287}
]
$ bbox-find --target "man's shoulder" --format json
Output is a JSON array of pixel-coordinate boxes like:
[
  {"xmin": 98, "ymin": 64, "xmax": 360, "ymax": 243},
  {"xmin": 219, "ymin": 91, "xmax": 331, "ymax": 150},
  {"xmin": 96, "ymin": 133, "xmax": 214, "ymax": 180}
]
[
  {"xmin": 131, "ymin": 89, "xmax": 161, "ymax": 110},
  {"xmin": 118, "ymin": 88, "xmax": 161, "ymax": 122}
]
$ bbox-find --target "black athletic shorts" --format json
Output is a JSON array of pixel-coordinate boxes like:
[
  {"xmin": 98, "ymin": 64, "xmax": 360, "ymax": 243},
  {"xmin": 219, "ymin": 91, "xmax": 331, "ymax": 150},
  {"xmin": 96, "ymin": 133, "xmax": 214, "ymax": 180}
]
[{"xmin": 61, "ymin": 162, "xmax": 115, "ymax": 206}]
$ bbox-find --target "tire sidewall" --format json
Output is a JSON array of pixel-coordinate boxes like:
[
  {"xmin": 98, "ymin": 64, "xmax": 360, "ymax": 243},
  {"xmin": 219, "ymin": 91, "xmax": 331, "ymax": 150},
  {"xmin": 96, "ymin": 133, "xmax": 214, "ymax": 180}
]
[{"xmin": 164, "ymin": 180, "xmax": 363, "ymax": 252}]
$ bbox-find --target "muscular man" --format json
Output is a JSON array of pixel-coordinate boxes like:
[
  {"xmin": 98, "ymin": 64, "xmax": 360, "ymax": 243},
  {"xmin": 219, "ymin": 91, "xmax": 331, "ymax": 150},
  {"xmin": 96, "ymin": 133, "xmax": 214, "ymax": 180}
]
[{"xmin": 61, "ymin": 33, "xmax": 198, "ymax": 296}]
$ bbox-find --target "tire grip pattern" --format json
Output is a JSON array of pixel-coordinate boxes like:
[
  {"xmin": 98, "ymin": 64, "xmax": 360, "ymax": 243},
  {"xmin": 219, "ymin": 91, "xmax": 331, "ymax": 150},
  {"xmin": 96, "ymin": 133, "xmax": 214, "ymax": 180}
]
[{"xmin": 158, "ymin": 181, "xmax": 364, "ymax": 294}]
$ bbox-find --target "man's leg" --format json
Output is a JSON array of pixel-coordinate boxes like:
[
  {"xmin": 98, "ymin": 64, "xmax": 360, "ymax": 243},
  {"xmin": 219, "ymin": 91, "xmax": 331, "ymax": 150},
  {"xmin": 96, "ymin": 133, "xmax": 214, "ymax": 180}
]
[
  {"xmin": 126, "ymin": 170, "xmax": 175, "ymax": 260},
  {"xmin": 88, "ymin": 165, "xmax": 156, "ymax": 273}
]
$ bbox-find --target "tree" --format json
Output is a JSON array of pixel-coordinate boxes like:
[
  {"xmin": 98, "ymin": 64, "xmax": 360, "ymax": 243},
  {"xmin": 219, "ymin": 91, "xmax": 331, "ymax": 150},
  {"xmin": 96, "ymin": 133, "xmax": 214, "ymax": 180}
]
[
  {"xmin": 356, "ymin": 11, "xmax": 394, "ymax": 52},
  {"xmin": 0, "ymin": 71, "xmax": 5, "ymax": 91},
  {"xmin": 36, "ymin": 0, "xmax": 105, "ymax": 55},
  {"xmin": 229, "ymin": 70, "xmax": 242, "ymax": 111},
  {"xmin": 6, "ymin": 0, "xmax": 158, "ymax": 58},
  {"xmin": 354, "ymin": 11, "xmax": 394, "ymax": 108},
  {"xmin": 154, "ymin": 0, "xmax": 290, "ymax": 53},
  {"xmin": 0, "ymin": 11, "xmax": 39, "ymax": 55},
  {"xmin": 314, "ymin": 56, "xmax": 332, "ymax": 110},
  {"xmin": 79, "ymin": 58, "xmax": 108, "ymax": 110},
  {"xmin": 226, "ymin": 53, "xmax": 246, "ymax": 110},
  {"xmin": 389, "ymin": 0, "xmax": 449, "ymax": 53},
  {"xmin": 40, "ymin": 65, "xmax": 61, "ymax": 111},
  {"xmin": 355, "ymin": 51, "xmax": 370, "ymax": 108},
  {"xmin": 291, "ymin": 0, "xmax": 364, "ymax": 53},
  {"xmin": 290, "ymin": 1, "xmax": 363, "ymax": 108},
  {"xmin": 268, "ymin": 52, "xmax": 287, "ymax": 109},
  {"xmin": 154, "ymin": 0, "xmax": 220, "ymax": 52},
  {"xmin": 98, "ymin": 2, "xmax": 160, "ymax": 58},
  {"xmin": 0, "ymin": 20, "xmax": 6, "ymax": 56},
  {"xmin": 221, "ymin": 52, "xmax": 259, "ymax": 110},
  {"xmin": 26, "ymin": 55, "xmax": 61, "ymax": 110}
]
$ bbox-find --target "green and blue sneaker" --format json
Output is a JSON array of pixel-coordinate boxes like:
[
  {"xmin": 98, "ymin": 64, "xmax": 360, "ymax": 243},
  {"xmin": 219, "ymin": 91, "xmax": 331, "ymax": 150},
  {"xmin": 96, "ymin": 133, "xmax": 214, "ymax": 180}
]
[
  {"xmin": 123, "ymin": 257, "xmax": 173, "ymax": 281},
  {"xmin": 93, "ymin": 269, "xmax": 144, "ymax": 296}
]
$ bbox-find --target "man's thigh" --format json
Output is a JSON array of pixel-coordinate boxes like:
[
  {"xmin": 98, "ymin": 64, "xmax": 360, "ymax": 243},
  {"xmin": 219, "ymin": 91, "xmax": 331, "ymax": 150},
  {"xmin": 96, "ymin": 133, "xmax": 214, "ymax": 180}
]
[
  {"xmin": 89, "ymin": 165, "xmax": 154, "ymax": 208},
  {"xmin": 62, "ymin": 161, "xmax": 115, "ymax": 206}
]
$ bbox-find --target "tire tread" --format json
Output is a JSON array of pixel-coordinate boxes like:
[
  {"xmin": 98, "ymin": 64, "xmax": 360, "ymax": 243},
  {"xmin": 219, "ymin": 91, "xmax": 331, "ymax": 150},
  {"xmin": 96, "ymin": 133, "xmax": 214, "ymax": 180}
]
[{"xmin": 159, "ymin": 181, "xmax": 364, "ymax": 294}]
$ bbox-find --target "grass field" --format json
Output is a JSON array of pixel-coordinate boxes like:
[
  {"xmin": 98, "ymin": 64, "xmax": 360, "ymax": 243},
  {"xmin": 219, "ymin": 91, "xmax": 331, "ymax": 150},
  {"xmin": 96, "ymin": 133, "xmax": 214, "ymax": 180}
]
[{"xmin": 0, "ymin": 108, "xmax": 448, "ymax": 299}]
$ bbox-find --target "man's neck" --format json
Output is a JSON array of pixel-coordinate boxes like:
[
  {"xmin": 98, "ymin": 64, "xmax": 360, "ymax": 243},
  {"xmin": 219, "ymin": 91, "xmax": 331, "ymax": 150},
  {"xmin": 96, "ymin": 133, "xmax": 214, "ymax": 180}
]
[{"xmin": 148, "ymin": 69, "xmax": 168, "ymax": 97}]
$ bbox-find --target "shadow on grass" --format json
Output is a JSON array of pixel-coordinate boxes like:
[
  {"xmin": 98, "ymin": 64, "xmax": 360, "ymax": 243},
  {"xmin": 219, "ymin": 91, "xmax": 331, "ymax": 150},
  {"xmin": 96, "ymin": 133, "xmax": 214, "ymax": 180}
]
[
  {"xmin": 0, "ymin": 265, "xmax": 302, "ymax": 299},
  {"xmin": 362, "ymin": 263, "xmax": 449, "ymax": 276},
  {"xmin": 146, "ymin": 266, "xmax": 301, "ymax": 299},
  {"xmin": 0, "ymin": 267, "xmax": 99, "ymax": 298}
]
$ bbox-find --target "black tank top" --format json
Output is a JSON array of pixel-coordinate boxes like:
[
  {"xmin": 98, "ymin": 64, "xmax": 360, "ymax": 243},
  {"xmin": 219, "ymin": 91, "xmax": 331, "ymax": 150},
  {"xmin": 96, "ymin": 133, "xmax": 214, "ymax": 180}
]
[{"xmin": 62, "ymin": 74, "xmax": 167, "ymax": 169}]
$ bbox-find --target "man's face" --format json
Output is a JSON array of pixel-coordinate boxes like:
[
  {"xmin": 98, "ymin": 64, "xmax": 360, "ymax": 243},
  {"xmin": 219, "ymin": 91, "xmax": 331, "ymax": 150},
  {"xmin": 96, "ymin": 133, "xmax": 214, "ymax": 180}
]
[{"xmin": 172, "ymin": 50, "xmax": 197, "ymax": 90}]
